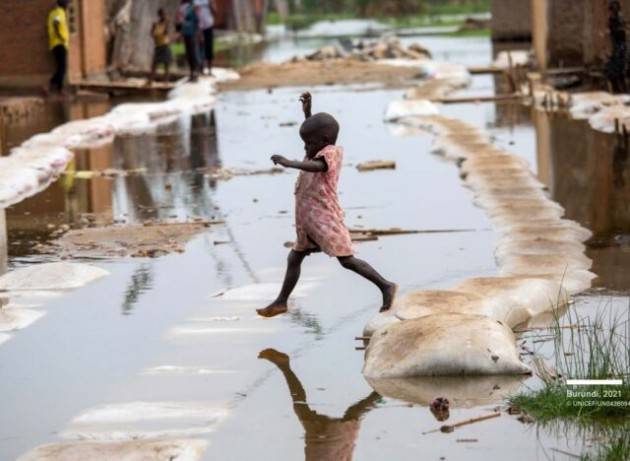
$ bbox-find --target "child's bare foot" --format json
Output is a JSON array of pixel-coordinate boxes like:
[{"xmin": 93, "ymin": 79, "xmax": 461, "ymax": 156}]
[
  {"xmin": 258, "ymin": 348, "xmax": 290, "ymax": 365},
  {"xmin": 256, "ymin": 301, "xmax": 288, "ymax": 318},
  {"xmin": 380, "ymin": 283, "xmax": 398, "ymax": 312}
]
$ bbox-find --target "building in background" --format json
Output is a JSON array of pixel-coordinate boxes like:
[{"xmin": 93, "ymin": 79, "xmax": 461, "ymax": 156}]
[
  {"xmin": 491, "ymin": 0, "xmax": 532, "ymax": 42},
  {"xmin": 0, "ymin": 0, "xmax": 107, "ymax": 91}
]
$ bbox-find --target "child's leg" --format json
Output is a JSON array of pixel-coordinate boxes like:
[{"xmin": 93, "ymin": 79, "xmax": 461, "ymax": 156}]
[
  {"xmin": 338, "ymin": 256, "xmax": 397, "ymax": 312},
  {"xmin": 257, "ymin": 250, "xmax": 308, "ymax": 317}
]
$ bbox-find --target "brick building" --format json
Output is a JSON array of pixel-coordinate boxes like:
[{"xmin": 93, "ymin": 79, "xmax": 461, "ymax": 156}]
[
  {"xmin": 491, "ymin": 0, "xmax": 532, "ymax": 41},
  {"xmin": 529, "ymin": 0, "xmax": 630, "ymax": 70},
  {"xmin": 0, "ymin": 0, "xmax": 107, "ymax": 90}
]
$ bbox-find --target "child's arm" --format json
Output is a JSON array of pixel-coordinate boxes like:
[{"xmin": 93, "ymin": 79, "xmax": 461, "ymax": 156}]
[
  {"xmin": 300, "ymin": 92, "xmax": 312, "ymax": 119},
  {"xmin": 271, "ymin": 155, "xmax": 327, "ymax": 172}
]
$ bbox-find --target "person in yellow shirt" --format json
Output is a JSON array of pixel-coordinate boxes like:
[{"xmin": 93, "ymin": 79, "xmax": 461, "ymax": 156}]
[
  {"xmin": 149, "ymin": 8, "xmax": 172, "ymax": 84},
  {"xmin": 47, "ymin": 0, "xmax": 70, "ymax": 94}
]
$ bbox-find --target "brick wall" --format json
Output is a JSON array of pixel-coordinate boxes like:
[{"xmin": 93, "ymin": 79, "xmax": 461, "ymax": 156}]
[
  {"xmin": 491, "ymin": 0, "xmax": 532, "ymax": 41},
  {"xmin": 0, "ymin": 0, "xmax": 106, "ymax": 89}
]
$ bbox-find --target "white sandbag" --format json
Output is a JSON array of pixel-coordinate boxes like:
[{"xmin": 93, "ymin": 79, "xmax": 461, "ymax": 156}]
[
  {"xmin": 52, "ymin": 117, "xmax": 115, "ymax": 149},
  {"xmin": 393, "ymin": 290, "xmax": 482, "ymax": 321},
  {"xmin": 0, "ymin": 262, "xmax": 109, "ymax": 291},
  {"xmin": 366, "ymin": 375, "xmax": 526, "ymax": 407},
  {"xmin": 492, "ymin": 50, "xmax": 530, "ymax": 69},
  {"xmin": 537, "ymin": 270, "xmax": 596, "ymax": 295},
  {"xmin": 464, "ymin": 172, "xmax": 545, "ymax": 191},
  {"xmin": 385, "ymin": 99, "xmax": 439, "ymax": 121},
  {"xmin": 498, "ymin": 219, "xmax": 592, "ymax": 242},
  {"xmin": 472, "ymin": 186, "xmax": 548, "ymax": 202},
  {"xmin": 461, "ymin": 154, "xmax": 529, "ymax": 173},
  {"xmin": 495, "ymin": 238, "xmax": 585, "ymax": 263},
  {"xmin": 17, "ymin": 439, "xmax": 208, "ymax": 461},
  {"xmin": 588, "ymin": 105, "xmax": 630, "ymax": 133},
  {"xmin": 454, "ymin": 276, "xmax": 569, "ymax": 328},
  {"xmin": 363, "ymin": 313, "xmax": 532, "ymax": 378},
  {"xmin": 416, "ymin": 61, "xmax": 471, "ymax": 86},
  {"xmin": 363, "ymin": 311, "xmax": 400, "ymax": 337},
  {"xmin": 0, "ymin": 307, "xmax": 45, "ymax": 332},
  {"xmin": 499, "ymin": 253, "xmax": 592, "ymax": 278}
]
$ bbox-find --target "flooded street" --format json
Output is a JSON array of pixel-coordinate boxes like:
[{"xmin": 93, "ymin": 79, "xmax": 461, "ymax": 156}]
[{"xmin": 1, "ymin": 33, "xmax": 628, "ymax": 461}]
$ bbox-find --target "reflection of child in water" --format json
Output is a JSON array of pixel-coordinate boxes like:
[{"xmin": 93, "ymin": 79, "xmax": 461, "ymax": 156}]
[
  {"xmin": 259, "ymin": 348, "xmax": 381, "ymax": 461},
  {"xmin": 257, "ymin": 92, "xmax": 397, "ymax": 318}
]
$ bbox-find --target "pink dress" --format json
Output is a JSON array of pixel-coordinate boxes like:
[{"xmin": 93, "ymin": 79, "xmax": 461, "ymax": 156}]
[{"xmin": 293, "ymin": 145, "xmax": 354, "ymax": 257}]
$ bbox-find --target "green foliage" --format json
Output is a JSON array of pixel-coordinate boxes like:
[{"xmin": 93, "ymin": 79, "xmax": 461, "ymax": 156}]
[{"xmin": 510, "ymin": 307, "xmax": 630, "ymax": 421}]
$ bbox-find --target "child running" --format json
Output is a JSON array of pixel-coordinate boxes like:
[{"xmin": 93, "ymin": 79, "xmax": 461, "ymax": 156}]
[{"xmin": 257, "ymin": 92, "xmax": 397, "ymax": 318}]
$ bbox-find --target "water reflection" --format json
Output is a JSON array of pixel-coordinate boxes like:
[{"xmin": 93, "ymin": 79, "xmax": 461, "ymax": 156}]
[
  {"xmin": 534, "ymin": 109, "xmax": 630, "ymax": 291},
  {"xmin": 258, "ymin": 348, "xmax": 380, "ymax": 461},
  {"xmin": 0, "ymin": 209, "xmax": 6, "ymax": 275},
  {"xmin": 121, "ymin": 264, "xmax": 154, "ymax": 315},
  {"xmin": 5, "ymin": 110, "xmax": 221, "ymax": 257}
]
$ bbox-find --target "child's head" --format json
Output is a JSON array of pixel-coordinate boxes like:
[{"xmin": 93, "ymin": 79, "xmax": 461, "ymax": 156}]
[
  {"xmin": 57, "ymin": 0, "xmax": 69, "ymax": 7},
  {"xmin": 158, "ymin": 7, "xmax": 166, "ymax": 19},
  {"xmin": 299, "ymin": 113, "xmax": 339, "ymax": 158}
]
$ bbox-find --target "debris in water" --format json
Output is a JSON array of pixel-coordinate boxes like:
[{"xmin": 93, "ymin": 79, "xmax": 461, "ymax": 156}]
[
  {"xmin": 205, "ymin": 166, "xmax": 284, "ymax": 181},
  {"xmin": 42, "ymin": 222, "xmax": 223, "ymax": 259},
  {"xmin": 430, "ymin": 397, "xmax": 450, "ymax": 422},
  {"xmin": 356, "ymin": 160, "xmax": 396, "ymax": 171},
  {"xmin": 423, "ymin": 411, "xmax": 501, "ymax": 435}
]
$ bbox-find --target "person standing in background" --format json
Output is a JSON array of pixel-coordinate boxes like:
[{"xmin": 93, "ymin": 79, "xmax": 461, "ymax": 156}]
[
  {"xmin": 193, "ymin": 0, "xmax": 216, "ymax": 75},
  {"xmin": 177, "ymin": 0, "xmax": 200, "ymax": 81},
  {"xmin": 47, "ymin": 0, "xmax": 70, "ymax": 95},
  {"xmin": 149, "ymin": 8, "xmax": 172, "ymax": 84}
]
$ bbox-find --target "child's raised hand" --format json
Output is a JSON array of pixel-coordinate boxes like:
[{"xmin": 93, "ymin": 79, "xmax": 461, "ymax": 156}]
[
  {"xmin": 271, "ymin": 154, "xmax": 289, "ymax": 167},
  {"xmin": 299, "ymin": 92, "xmax": 312, "ymax": 118}
]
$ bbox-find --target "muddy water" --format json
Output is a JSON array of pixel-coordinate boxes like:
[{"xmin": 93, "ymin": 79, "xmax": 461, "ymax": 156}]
[{"xmin": 0, "ymin": 38, "xmax": 627, "ymax": 461}]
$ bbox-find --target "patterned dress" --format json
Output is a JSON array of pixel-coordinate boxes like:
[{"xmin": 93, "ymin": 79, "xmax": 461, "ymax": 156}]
[{"xmin": 293, "ymin": 145, "xmax": 354, "ymax": 257}]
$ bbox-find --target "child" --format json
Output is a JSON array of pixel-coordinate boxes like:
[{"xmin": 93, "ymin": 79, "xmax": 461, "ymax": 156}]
[
  {"xmin": 149, "ymin": 9, "xmax": 172, "ymax": 84},
  {"xmin": 257, "ymin": 92, "xmax": 397, "ymax": 318}
]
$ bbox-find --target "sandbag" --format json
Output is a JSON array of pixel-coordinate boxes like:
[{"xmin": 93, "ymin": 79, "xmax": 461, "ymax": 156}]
[
  {"xmin": 17, "ymin": 439, "xmax": 208, "ymax": 461},
  {"xmin": 393, "ymin": 290, "xmax": 482, "ymax": 321},
  {"xmin": 498, "ymin": 253, "xmax": 592, "ymax": 277},
  {"xmin": 362, "ymin": 313, "xmax": 532, "ymax": 378},
  {"xmin": 0, "ymin": 262, "xmax": 109, "ymax": 291},
  {"xmin": 363, "ymin": 311, "xmax": 400, "ymax": 337},
  {"xmin": 495, "ymin": 238, "xmax": 586, "ymax": 263},
  {"xmin": 454, "ymin": 276, "xmax": 569, "ymax": 328},
  {"xmin": 384, "ymin": 99, "xmax": 439, "ymax": 121}
]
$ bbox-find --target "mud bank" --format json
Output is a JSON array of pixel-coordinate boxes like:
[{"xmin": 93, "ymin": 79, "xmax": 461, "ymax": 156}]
[
  {"xmin": 363, "ymin": 90, "xmax": 594, "ymax": 378},
  {"xmin": 43, "ymin": 221, "xmax": 223, "ymax": 259},
  {"xmin": 218, "ymin": 60, "xmax": 419, "ymax": 91}
]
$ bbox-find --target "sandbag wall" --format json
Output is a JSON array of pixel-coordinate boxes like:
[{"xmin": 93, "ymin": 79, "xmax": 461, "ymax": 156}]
[
  {"xmin": 0, "ymin": 70, "xmax": 239, "ymax": 210},
  {"xmin": 363, "ymin": 107, "xmax": 595, "ymax": 379}
]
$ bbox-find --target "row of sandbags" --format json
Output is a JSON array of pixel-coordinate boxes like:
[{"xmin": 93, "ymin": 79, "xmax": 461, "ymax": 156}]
[
  {"xmin": 532, "ymin": 88, "xmax": 630, "ymax": 134},
  {"xmin": 0, "ymin": 70, "xmax": 239, "ymax": 209},
  {"xmin": 363, "ymin": 111, "xmax": 595, "ymax": 379}
]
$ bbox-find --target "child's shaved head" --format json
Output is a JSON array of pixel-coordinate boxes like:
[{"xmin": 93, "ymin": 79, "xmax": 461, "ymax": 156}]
[{"xmin": 300, "ymin": 113, "xmax": 340, "ymax": 145}]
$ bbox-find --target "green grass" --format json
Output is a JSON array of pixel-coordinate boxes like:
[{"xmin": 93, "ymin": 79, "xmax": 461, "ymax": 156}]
[
  {"xmin": 265, "ymin": 1, "xmax": 491, "ymax": 32},
  {"xmin": 510, "ymin": 307, "xmax": 630, "ymax": 422},
  {"xmin": 581, "ymin": 430, "xmax": 630, "ymax": 461}
]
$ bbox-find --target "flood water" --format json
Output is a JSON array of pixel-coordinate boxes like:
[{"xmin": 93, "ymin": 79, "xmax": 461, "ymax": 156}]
[{"xmin": 0, "ymin": 33, "xmax": 628, "ymax": 461}]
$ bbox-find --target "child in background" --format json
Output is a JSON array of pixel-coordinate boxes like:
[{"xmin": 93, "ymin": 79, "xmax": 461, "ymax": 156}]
[
  {"xmin": 149, "ymin": 9, "xmax": 172, "ymax": 84},
  {"xmin": 257, "ymin": 92, "xmax": 397, "ymax": 318}
]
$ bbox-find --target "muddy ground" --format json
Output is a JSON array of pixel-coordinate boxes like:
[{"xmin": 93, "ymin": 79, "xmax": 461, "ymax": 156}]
[{"xmin": 219, "ymin": 59, "xmax": 421, "ymax": 91}]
